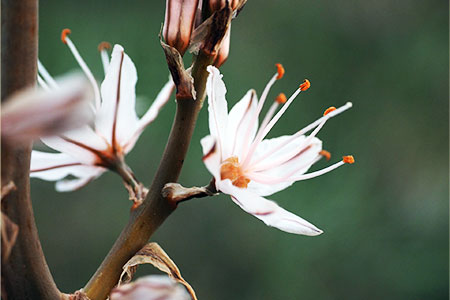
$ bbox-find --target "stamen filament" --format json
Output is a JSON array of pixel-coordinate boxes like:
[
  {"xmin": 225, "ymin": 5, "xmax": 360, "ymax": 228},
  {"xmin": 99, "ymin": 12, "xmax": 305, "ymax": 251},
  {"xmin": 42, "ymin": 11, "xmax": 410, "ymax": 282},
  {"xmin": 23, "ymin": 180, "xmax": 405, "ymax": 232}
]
[
  {"xmin": 291, "ymin": 160, "xmax": 345, "ymax": 181},
  {"xmin": 37, "ymin": 75, "xmax": 51, "ymax": 91},
  {"xmin": 64, "ymin": 35, "xmax": 101, "ymax": 109},
  {"xmin": 98, "ymin": 42, "xmax": 111, "ymax": 75},
  {"xmin": 259, "ymin": 102, "xmax": 279, "ymax": 134},
  {"xmin": 37, "ymin": 60, "xmax": 59, "ymax": 89}
]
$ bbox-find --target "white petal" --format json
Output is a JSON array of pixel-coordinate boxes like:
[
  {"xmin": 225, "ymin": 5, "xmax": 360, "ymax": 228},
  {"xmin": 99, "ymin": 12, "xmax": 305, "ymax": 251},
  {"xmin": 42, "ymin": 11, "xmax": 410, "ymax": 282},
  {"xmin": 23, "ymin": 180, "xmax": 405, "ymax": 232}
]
[
  {"xmin": 40, "ymin": 125, "xmax": 108, "ymax": 165},
  {"xmin": 225, "ymin": 89, "xmax": 258, "ymax": 160},
  {"xmin": 110, "ymin": 275, "xmax": 190, "ymax": 300},
  {"xmin": 55, "ymin": 173, "xmax": 101, "ymax": 192},
  {"xmin": 200, "ymin": 135, "xmax": 221, "ymax": 180},
  {"xmin": 123, "ymin": 77, "xmax": 175, "ymax": 153},
  {"xmin": 31, "ymin": 152, "xmax": 104, "ymax": 187},
  {"xmin": 96, "ymin": 44, "xmax": 139, "ymax": 147},
  {"xmin": 30, "ymin": 151, "xmax": 82, "ymax": 180},
  {"xmin": 247, "ymin": 138, "xmax": 322, "ymax": 196},
  {"xmin": 1, "ymin": 73, "xmax": 93, "ymax": 142},
  {"xmin": 206, "ymin": 66, "xmax": 228, "ymax": 159},
  {"xmin": 218, "ymin": 180, "xmax": 323, "ymax": 236}
]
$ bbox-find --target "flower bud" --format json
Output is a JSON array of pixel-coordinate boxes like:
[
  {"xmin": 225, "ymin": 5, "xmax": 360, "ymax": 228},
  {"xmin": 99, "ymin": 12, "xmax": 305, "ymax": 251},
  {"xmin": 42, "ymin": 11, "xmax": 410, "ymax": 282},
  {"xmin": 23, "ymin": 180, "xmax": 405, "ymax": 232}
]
[
  {"xmin": 163, "ymin": 0, "xmax": 199, "ymax": 55},
  {"xmin": 214, "ymin": 26, "xmax": 230, "ymax": 67},
  {"xmin": 207, "ymin": 0, "xmax": 240, "ymax": 12}
]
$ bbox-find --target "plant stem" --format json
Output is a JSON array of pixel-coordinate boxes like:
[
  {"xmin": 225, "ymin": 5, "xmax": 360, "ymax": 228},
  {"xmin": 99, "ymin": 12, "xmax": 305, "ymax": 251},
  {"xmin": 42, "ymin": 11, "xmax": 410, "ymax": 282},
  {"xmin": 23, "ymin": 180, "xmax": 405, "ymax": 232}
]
[
  {"xmin": 1, "ymin": 0, "xmax": 63, "ymax": 298},
  {"xmin": 84, "ymin": 52, "xmax": 213, "ymax": 300}
]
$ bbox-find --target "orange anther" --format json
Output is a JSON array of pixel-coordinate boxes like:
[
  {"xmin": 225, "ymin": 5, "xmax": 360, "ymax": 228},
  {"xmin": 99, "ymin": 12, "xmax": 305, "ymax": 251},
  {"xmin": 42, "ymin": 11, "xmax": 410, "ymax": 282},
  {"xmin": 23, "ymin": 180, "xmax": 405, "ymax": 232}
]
[
  {"xmin": 275, "ymin": 63, "xmax": 285, "ymax": 80},
  {"xmin": 323, "ymin": 106, "xmax": 336, "ymax": 116},
  {"xmin": 342, "ymin": 155, "xmax": 355, "ymax": 164},
  {"xmin": 220, "ymin": 156, "xmax": 251, "ymax": 188},
  {"xmin": 275, "ymin": 93, "xmax": 287, "ymax": 104},
  {"xmin": 319, "ymin": 150, "xmax": 331, "ymax": 161},
  {"xmin": 98, "ymin": 41, "xmax": 111, "ymax": 52},
  {"xmin": 61, "ymin": 28, "xmax": 71, "ymax": 44},
  {"xmin": 299, "ymin": 79, "xmax": 310, "ymax": 91}
]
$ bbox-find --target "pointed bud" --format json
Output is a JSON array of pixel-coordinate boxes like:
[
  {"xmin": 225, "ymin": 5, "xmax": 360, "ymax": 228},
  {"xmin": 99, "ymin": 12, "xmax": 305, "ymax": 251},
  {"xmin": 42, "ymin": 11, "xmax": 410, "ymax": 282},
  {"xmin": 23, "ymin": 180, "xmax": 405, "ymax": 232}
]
[
  {"xmin": 213, "ymin": 26, "xmax": 230, "ymax": 67},
  {"xmin": 207, "ymin": 0, "xmax": 240, "ymax": 12},
  {"xmin": 163, "ymin": 0, "xmax": 200, "ymax": 56}
]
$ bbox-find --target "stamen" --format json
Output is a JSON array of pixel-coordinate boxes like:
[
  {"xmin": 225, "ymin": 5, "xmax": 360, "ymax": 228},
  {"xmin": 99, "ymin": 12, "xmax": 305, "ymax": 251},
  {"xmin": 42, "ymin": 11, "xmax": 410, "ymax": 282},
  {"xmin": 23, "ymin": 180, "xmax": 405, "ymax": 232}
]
[
  {"xmin": 319, "ymin": 150, "xmax": 331, "ymax": 161},
  {"xmin": 61, "ymin": 28, "xmax": 71, "ymax": 44},
  {"xmin": 98, "ymin": 42, "xmax": 111, "ymax": 75},
  {"xmin": 62, "ymin": 29, "xmax": 101, "ymax": 110},
  {"xmin": 259, "ymin": 102, "xmax": 279, "ymax": 134},
  {"xmin": 275, "ymin": 93, "xmax": 287, "ymax": 104},
  {"xmin": 37, "ymin": 75, "xmax": 50, "ymax": 91},
  {"xmin": 275, "ymin": 63, "xmax": 285, "ymax": 80},
  {"xmin": 240, "ymin": 67, "xmax": 279, "ymax": 156},
  {"xmin": 299, "ymin": 79, "xmax": 310, "ymax": 91},
  {"xmin": 323, "ymin": 106, "xmax": 336, "ymax": 116},
  {"xmin": 248, "ymin": 102, "xmax": 353, "ymax": 171},
  {"xmin": 343, "ymin": 155, "xmax": 355, "ymax": 164},
  {"xmin": 37, "ymin": 60, "xmax": 59, "ymax": 89},
  {"xmin": 242, "ymin": 86, "xmax": 302, "ymax": 168}
]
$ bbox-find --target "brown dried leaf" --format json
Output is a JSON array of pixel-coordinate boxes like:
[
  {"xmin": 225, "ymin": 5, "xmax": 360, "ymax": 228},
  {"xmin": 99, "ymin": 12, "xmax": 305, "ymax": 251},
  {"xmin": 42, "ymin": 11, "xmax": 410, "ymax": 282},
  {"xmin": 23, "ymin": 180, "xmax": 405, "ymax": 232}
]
[{"xmin": 119, "ymin": 243, "xmax": 197, "ymax": 300}]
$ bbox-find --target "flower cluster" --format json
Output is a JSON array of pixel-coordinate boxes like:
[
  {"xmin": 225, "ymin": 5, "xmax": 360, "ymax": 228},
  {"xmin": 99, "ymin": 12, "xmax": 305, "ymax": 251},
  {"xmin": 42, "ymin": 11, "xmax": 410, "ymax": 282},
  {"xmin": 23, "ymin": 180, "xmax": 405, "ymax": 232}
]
[{"xmin": 201, "ymin": 65, "xmax": 354, "ymax": 235}]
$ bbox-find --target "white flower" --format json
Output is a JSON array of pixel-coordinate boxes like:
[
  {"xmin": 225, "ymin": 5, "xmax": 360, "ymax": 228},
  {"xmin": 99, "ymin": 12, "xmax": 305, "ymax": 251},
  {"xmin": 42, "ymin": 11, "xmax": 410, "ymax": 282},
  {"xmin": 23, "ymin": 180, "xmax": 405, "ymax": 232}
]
[
  {"xmin": 30, "ymin": 29, "xmax": 174, "ymax": 201},
  {"xmin": 110, "ymin": 275, "xmax": 190, "ymax": 300},
  {"xmin": 1, "ymin": 74, "xmax": 93, "ymax": 142},
  {"xmin": 201, "ymin": 65, "xmax": 354, "ymax": 235}
]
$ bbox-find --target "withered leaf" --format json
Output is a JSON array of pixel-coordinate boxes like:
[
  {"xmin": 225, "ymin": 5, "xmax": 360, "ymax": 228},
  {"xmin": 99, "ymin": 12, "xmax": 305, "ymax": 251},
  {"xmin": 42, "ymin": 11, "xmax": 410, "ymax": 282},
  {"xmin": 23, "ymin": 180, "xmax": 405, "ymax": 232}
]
[{"xmin": 119, "ymin": 243, "xmax": 197, "ymax": 300}]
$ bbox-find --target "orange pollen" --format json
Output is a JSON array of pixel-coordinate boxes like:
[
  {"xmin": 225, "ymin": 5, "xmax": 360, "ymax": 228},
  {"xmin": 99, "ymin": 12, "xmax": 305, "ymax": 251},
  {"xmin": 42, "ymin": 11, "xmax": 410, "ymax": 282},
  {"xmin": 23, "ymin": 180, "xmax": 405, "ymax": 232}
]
[
  {"xmin": 220, "ymin": 156, "xmax": 251, "ymax": 188},
  {"xmin": 61, "ymin": 28, "xmax": 71, "ymax": 44},
  {"xmin": 343, "ymin": 155, "xmax": 355, "ymax": 164},
  {"xmin": 275, "ymin": 93, "xmax": 287, "ymax": 104},
  {"xmin": 98, "ymin": 41, "xmax": 111, "ymax": 52},
  {"xmin": 275, "ymin": 63, "xmax": 285, "ymax": 80},
  {"xmin": 323, "ymin": 106, "xmax": 336, "ymax": 116},
  {"xmin": 299, "ymin": 79, "xmax": 311, "ymax": 91},
  {"xmin": 319, "ymin": 150, "xmax": 331, "ymax": 161}
]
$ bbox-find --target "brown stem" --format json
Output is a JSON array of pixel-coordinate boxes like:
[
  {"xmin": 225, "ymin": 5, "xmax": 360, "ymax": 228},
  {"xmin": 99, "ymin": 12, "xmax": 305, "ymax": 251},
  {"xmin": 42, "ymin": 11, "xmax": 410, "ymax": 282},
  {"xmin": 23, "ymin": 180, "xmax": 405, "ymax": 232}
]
[
  {"xmin": 83, "ymin": 52, "xmax": 214, "ymax": 300},
  {"xmin": 1, "ymin": 0, "xmax": 63, "ymax": 299}
]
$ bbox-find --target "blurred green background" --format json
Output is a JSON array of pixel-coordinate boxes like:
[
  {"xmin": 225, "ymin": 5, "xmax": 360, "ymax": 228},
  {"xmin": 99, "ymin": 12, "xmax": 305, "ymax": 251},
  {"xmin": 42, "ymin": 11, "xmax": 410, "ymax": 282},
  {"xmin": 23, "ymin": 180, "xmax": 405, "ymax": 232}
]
[{"xmin": 33, "ymin": 0, "xmax": 448, "ymax": 299}]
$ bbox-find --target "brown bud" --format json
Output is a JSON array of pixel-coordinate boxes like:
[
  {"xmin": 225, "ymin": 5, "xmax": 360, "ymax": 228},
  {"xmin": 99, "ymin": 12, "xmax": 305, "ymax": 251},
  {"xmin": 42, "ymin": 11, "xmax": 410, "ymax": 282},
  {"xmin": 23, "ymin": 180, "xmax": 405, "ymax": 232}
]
[
  {"xmin": 163, "ymin": 0, "xmax": 200, "ymax": 55},
  {"xmin": 207, "ymin": 0, "xmax": 240, "ymax": 12},
  {"xmin": 214, "ymin": 26, "xmax": 230, "ymax": 67}
]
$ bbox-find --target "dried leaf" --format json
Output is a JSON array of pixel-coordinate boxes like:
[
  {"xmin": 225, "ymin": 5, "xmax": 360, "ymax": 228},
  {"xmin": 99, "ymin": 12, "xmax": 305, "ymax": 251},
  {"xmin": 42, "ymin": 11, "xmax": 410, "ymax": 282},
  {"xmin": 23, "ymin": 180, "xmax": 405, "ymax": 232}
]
[
  {"xmin": 119, "ymin": 243, "xmax": 197, "ymax": 300},
  {"xmin": 1, "ymin": 181, "xmax": 18, "ymax": 261}
]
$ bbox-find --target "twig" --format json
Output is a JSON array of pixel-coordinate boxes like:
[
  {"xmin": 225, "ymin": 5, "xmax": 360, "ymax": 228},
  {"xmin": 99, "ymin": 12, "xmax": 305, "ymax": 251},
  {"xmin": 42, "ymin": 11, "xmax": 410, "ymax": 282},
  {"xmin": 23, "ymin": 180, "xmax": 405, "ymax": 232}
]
[{"xmin": 162, "ymin": 180, "xmax": 218, "ymax": 205}]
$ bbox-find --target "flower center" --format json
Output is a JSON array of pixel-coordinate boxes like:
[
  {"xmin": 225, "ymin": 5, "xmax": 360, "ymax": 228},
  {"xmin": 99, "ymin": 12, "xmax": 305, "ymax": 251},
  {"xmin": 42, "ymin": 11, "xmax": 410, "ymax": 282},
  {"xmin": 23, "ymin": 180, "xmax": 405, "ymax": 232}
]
[{"xmin": 220, "ymin": 156, "xmax": 251, "ymax": 188}]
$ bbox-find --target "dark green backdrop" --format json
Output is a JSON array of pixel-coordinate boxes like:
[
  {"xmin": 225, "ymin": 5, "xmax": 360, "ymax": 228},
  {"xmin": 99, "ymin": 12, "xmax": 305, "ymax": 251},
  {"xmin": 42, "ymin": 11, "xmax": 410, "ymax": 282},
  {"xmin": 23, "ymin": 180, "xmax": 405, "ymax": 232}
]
[{"xmin": 33, "ymin": 1, "xmax": 448, "ymax": 299}]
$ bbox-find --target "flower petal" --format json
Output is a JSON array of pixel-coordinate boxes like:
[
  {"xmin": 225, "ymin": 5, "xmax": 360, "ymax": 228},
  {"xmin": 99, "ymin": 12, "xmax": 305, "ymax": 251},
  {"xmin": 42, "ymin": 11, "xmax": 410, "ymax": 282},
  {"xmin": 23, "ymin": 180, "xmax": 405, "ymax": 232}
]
[
  {"xmin": 1, "ymin": 73, "xmax": 93, "ymax": 142},
  {"xmin": 40, "ymin": 125, "xmax": 108, "ymax": 165},
  {"xmin": 200, "ymin": 135, "xmax": 221, "ymax": 180},
  {"xmin": 96, "ymin": 44, "xmax": 139, "ymax": 147},
  {"xmin": 31, "ymin": 152, "xmax": 105, "ymax": 193},
  {"xmin": 123, "ymin": 77, "xmax": 175, "ymax": 153},
  {"xmin": 206, "ymin": 66, "xmax": 228, "ymax": 160},
  {"xmin": 247, "ymin": 138, "xmax": 322, "ymax": 196},
  {"xmin": 218, "ymin": 180, "xmax": 323, "ymax": 236},
  {"xmin": 110, "ymin": 275, "xmax": 191, "ymax": 300},
  {"xmin": 226, "ymin": 89, "xmax": 258, "ymax": 160},
  {"xmin": 55, "ymin": 172, "xmax": 102, "ymax": 192}
]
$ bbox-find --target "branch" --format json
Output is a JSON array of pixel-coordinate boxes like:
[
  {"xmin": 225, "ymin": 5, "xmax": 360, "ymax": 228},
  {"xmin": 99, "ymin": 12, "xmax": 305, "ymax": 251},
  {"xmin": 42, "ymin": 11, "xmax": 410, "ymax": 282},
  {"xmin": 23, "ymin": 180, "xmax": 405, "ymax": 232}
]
[
  {"xmin": 1, "ymin": 0, "xmax": 63, "ymax": 299},
  {"xmin": 83, "ymin": 7, "xmax": 233, "ymax": 299}
]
